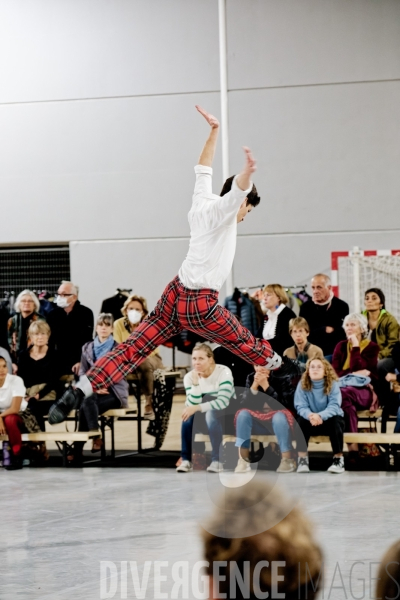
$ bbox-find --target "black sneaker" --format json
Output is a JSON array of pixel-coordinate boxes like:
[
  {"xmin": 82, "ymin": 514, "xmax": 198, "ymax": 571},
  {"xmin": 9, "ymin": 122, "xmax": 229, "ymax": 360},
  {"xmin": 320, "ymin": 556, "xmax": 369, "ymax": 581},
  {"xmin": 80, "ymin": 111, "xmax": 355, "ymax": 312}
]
[
  {"xmin": 48, "ymin": 387, "xmax": 84, "ymax": 424},
  {"xmin": 4, "ymin": 456, "xmax": 23, "ymax": 471}
]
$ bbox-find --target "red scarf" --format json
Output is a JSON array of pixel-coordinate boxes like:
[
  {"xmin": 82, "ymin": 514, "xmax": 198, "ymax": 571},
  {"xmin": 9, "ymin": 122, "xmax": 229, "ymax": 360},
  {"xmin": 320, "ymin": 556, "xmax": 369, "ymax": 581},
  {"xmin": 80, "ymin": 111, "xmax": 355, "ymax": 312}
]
[{"xmin": 234, "ymin": 408, "xmax": 296, "ymax": 429}]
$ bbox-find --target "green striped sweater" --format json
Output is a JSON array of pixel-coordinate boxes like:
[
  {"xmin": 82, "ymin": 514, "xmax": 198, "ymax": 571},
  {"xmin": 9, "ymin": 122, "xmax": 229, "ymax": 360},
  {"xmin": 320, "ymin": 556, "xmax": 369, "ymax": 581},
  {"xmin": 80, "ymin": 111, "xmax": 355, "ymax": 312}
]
[{"xmin": 184, "ymin": 364, "xmax": 234, "ymax": 412}]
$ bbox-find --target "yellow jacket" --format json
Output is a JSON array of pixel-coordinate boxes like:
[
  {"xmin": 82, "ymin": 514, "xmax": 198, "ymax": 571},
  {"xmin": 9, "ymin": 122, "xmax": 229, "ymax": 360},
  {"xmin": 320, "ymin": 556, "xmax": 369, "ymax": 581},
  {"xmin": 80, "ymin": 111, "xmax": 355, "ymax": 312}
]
[{"xmin": 113, "ymin": 317, "xmax": 160, "ymax": 357}]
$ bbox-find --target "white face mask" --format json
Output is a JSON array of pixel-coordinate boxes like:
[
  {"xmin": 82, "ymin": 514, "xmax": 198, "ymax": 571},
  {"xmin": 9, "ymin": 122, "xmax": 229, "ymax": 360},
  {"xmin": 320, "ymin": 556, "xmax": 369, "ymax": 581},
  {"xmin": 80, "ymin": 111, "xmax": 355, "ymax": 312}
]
[
  {"xmin": 55, "ymin": 296, "xmax": 69, "ymax": 309},
  {"xmin": 127, "ymin": 309, "xmax": 142, "ymax": 325}
]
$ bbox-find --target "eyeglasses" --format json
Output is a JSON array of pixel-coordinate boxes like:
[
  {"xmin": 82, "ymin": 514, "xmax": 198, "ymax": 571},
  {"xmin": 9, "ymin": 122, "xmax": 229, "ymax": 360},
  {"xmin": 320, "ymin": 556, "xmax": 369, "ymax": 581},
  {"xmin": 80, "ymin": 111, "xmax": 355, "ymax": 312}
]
[{"xmin": 57, "ymin": 293, "xmax": 74, "ymax": 298}]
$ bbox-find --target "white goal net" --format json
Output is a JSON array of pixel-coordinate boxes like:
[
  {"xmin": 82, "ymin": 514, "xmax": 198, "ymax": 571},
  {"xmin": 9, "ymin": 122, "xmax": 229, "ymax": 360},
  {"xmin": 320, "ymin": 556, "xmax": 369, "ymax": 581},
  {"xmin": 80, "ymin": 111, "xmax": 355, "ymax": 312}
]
[{"xmin": 333, "ymin": 248, "xmax": 400, "ymax": 321}]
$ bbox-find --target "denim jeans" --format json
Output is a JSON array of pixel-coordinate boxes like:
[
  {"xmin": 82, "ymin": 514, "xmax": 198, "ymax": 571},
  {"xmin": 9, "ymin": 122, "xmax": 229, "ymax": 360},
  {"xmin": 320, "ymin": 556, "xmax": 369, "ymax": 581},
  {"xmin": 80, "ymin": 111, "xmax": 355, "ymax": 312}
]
[
  {"xmin": 181, "ymin": 409, "xmax": 223, "ymax": 462},
  {"xmin": 235, "ymin": 410, "xmax": 292, "ymax": 453}
]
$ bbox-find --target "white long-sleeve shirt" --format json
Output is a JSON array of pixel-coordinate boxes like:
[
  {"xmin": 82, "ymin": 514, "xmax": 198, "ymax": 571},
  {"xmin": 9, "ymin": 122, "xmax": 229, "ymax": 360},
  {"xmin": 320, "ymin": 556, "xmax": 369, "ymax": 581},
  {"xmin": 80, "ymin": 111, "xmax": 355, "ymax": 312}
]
[
  {"xmin": 178, "ymin": 165, "xmax": 252, "ymax": 291},
  {"xmin": 184, "ymin": 364, "xmax": 234, "ymax": 412}
]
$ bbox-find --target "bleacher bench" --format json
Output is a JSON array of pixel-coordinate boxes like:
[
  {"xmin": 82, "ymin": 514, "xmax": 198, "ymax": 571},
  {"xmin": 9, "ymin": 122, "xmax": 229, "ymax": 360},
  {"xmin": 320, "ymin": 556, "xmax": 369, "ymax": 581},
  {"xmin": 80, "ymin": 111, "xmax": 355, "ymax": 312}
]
[
  {"xmin": 0, "ymin": 431, "xmax": 100, "ymax": 467},
  {"xmin": 194, "ymin": 432, "xmax": 400, "ymax": 470},
  {"xmin": 194, "ymin": 408, "xmax": 399, "ymax": 470}
]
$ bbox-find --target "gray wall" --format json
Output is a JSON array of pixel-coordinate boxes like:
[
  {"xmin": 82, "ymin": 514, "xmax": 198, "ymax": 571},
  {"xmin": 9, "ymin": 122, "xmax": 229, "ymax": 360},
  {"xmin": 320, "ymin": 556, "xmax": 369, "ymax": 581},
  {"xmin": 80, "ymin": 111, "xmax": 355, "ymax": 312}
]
[{"xmin": 1, "ymin": 0, "xmax": 400, "ymax": 363}]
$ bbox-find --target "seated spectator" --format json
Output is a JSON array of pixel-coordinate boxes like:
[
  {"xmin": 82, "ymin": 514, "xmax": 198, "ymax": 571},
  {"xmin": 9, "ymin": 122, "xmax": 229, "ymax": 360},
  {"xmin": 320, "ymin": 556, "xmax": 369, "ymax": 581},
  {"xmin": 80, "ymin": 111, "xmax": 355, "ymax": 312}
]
[
  {"xmin": 234, "ymin": 365, "xmax": 296, "ymax": 474},
  {"xmin": 0, "ymin": 300, "xmax": 10, "ymax": 353},
  {"xmin": 257, "ymin": 284, "xmax": 296, "ymax": 356},
  {"xmin": 71, "ymin": 313, "xmax": 129, "ymax": 464},
  {"xmin": 267, "ymin": 355, "xmax": 303, "ymax": 413},
  {"xmin": 283, "ymin": 317, "xmax": 323, "ymax": 366},
  {"xmin": 300, "ymin": 274, "xmax": 349, "ymax": 359},
  {"xmin": 48, "ymin": 281, "xmax": 94, "ymax": 376},
  {"xmin": 176, "ymin": 343, "xmax": 234, "ymax": 474},
  {"xmin": 18, "ymin": 321, "xmax": 60, "ymax": 432},
  {"xmin": 8, "ymin": 290, "xmax": 45, "ymax": 362},
  {"xmin": 384, "ymin": 341, "xmax": 400, "ymax": 428},
  {"xmin": 332, "ymin": 313, "xmax": 379, "ymax": 458},
  {"xmin": 376, "ymin": 540, "xmax": 400, "ymax": 600},
  {"xmin": 294, "ymin": 357, "xmax": 345, "ymax": 474},
  {"xmin": 114, "ymin": 294, "xmax": 164, "ymax": 419},
  {"xmin": 363, "ymin": 287, "xmax": 399, "ymax": 407},
  {"xmin": 0, "ymin": 346, "xmax": 16, "ymax": 375},
  {"xmin": 202, "ymin": 480, "xmax": 323, "ymax": 600},
  {"xmin": 0, "ymin": 356, "xmax": 27, "ymax": 470}
]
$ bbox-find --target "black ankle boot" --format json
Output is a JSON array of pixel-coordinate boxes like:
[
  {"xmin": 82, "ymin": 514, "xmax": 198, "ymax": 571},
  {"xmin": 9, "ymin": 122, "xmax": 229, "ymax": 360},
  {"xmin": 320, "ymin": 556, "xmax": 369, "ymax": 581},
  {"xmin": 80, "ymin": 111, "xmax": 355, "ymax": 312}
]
[
  {"xmin": 4, "ymin": 455, "xmax": 23, "ymax": 471},
  {"xmin": 48, "ymin": 387, "xmax": 84, "ymax": 424}
]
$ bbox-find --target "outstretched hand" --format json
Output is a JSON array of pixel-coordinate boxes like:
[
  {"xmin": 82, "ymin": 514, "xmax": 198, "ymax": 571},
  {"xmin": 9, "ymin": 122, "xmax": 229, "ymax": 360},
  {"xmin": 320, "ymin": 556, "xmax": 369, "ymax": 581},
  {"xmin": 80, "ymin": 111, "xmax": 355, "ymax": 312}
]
[
  {"xmin": 242, "ymin": 146, "xmax": 256, "ymax": 176},
  {"xmin": 196, "ymin": 105, "xmax": 220, "ymax": 129},
  {"xmin": 236, "ymin": 146, "xmax": 257, "ymax": 191}
]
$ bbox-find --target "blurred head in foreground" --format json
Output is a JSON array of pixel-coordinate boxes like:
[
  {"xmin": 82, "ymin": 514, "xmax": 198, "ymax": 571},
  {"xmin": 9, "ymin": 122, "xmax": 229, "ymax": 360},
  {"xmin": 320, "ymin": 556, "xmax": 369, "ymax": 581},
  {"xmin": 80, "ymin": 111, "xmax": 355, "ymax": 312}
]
[
  {"xmin": 201, "ymin": 480, "xmax": 323, "ymax": 600},
  {"xmin": 376, "ymin": 540, "xmax": 400, "ymax": 600}
]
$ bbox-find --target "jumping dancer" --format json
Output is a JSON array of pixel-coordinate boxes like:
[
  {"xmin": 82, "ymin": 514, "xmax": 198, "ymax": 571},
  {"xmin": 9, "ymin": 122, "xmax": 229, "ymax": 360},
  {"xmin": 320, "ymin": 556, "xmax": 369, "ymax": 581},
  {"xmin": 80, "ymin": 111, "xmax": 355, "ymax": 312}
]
[{"xmin": 50, "ymin": 106, "xmax": 282, "ymax": 423}]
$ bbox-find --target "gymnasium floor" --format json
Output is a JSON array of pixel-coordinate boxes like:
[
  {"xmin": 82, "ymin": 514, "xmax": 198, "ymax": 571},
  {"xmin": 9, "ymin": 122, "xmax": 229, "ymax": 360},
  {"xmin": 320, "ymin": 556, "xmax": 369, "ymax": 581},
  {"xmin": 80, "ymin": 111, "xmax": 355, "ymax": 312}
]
[{"xmin": 2, "ymin": 468, "xmax": 399, "ymax": 600}]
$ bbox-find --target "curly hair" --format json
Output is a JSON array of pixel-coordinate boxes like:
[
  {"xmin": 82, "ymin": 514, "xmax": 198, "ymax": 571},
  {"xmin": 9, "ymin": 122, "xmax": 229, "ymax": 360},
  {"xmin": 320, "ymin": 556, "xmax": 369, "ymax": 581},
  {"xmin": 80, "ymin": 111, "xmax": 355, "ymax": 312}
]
[{"xmin": 301, "ymin": 357, "xmax": 338, "ymax": 395}]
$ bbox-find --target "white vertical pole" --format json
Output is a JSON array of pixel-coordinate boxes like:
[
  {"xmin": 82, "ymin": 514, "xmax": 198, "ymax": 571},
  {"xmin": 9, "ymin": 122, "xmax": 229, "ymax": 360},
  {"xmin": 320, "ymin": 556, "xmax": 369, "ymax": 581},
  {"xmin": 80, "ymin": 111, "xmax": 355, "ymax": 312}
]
[
  {"xmin": 218, "ymin": 0, "xmax": 234, "ymax": 297},
  {"xmin": 218, "ymin": 0, "xmax": 229, "ymax": 181},
  {"xmin": 352, "ymin": 246, "xmax": 361, "ymax": 313}
]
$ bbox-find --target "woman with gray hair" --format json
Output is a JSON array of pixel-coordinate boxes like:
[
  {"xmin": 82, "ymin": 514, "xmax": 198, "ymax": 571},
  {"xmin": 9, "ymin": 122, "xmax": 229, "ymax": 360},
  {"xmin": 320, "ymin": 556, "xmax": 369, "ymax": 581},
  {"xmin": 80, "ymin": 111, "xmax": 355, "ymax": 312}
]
[
  {"xmin": 332, "ymin": 312, "xmax": 379, "ymax": 460},
  {"xmin": 7, "ymin": 290, "xmax": 45, "ymax": 361}
]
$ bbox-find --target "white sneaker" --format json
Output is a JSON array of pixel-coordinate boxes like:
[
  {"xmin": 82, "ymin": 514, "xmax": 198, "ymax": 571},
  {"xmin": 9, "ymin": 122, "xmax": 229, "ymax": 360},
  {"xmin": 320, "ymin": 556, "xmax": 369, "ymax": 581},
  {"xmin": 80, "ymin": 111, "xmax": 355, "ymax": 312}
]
[
  {"xmin": 234, "ymin": 457, "xmax": 251, "ymax": 473},
  {"xmin": 276, "ymin": 458, "xmax": 297, "ymax": 473},
  {"xmin": 176, "ymin": 460, "xmax": 193, "ymax": 473},
  {"xmin": 207, "ymin": 461, "xmax": 224, "ymax": 473},
  {"xmin": 327, "ymin": 457, "xmax": 345, "ymax": 474},
  {"xmin": 297, "ymin": 457, "xmax": 310, "ymax": 473}
]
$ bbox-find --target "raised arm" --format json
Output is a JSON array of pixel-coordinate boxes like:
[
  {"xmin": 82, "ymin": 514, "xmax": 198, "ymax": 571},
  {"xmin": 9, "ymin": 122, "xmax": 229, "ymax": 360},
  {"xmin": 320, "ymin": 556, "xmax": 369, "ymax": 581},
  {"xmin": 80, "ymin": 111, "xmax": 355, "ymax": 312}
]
[
  {"xmin": 236, "ymin": 146, "xmax": 256, "ymax": 191},
  {"xmin": 196, "ymin": 105, "xmax": 219, "ymax": 167}
]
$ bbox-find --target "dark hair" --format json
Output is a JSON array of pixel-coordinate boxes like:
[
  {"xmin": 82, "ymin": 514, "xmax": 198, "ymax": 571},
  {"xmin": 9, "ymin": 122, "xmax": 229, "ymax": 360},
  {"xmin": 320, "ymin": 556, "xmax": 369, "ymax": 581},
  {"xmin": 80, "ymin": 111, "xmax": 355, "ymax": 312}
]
[
  {"xmin": 365, "ymin": 287, "xmax": 386, "ymax": 309},
  {"xmin": 220, "ymin": 176, "xmax": 260, "ymax": 207}
]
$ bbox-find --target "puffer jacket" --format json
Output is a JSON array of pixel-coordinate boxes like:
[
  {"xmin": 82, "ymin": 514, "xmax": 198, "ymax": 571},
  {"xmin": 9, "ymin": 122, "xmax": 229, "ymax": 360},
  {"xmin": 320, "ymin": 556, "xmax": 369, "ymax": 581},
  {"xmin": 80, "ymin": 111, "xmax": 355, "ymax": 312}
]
[{"xmin": 79, "ymin": 340, "xmax": 129, "ymax": 407}]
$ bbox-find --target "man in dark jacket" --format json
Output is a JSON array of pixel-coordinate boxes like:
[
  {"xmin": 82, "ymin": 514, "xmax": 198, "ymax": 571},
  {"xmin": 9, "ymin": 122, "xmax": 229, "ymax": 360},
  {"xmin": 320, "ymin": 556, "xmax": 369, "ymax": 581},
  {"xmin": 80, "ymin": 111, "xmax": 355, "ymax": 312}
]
[
  {"xmin": 300, "ymin": 274, "xmax": 349, "ymax": 357},
  {"xmin": 48, "ymin": 281, "xmax": 94, "ymax": 375}
]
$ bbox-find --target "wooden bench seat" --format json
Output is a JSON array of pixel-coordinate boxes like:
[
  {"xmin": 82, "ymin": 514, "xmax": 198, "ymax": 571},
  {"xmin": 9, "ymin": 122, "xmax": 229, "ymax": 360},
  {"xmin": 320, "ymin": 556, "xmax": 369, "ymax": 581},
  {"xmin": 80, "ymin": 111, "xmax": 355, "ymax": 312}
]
[
  {"xmin": 0, "ymin": 431, "xmax": 100, "ymax": 466},
  {"xmin": 195, "ymin": 430, "xmax": 400, "ymax": 471},
  {"xmin": 101, "ymin": 407, "xmax": 137, "ymax": 417},
  {"xmin": 0, "ymin": 431, "xmax": 100, "ymax": 443},
  {"xmin": 211, "ymin": 433, "xmax": 400, "ymax": 445},
  {"xmin": 355, "ymin": 409, "xmax": 382, "ymax": 418}
]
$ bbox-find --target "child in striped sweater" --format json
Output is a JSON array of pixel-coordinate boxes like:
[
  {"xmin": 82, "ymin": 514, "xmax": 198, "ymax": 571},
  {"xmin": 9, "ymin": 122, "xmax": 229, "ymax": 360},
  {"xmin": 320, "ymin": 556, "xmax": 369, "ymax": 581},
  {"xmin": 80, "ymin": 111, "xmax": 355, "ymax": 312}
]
[{"xmin": 177, "ymin": 343, "xmax": 234, "ymax": 473}]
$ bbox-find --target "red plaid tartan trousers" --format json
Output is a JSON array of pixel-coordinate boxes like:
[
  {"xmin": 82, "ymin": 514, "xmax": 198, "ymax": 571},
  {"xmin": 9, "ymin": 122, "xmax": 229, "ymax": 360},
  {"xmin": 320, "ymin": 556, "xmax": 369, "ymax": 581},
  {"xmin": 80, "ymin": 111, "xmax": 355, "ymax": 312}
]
[{"xmin": 86, "ymin": 276, "xmax": 279, "ymax": 390}]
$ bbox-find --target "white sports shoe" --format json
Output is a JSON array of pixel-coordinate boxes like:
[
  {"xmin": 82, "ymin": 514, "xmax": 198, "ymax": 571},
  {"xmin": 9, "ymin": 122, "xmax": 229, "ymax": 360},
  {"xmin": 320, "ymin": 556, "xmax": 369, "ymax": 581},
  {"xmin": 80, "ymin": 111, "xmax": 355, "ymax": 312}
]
[
  {"xmin": 176, "ymin": 460, "xmax": 193, "ymax": 473},
  {"xmin": 297, "ymin": 457, "xmax": 310, "ymax": 473},
  {"xmin": 327, "ymin": 457, "xmax": 345, "ymax": 474},
  {"xmin": 276, "ymin": 458, "xmax": 297, "ymax": 473},
  {"xmin": 207, "ymin": 461, "xmax": 224, "ymax": 473},
  {"xmin": 234, "ymin": 457, "xmax": 251, "ymax": 473},
  {"xmin": 265, "ymin": 352, "xmax": 282, "ymax": 370}
]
